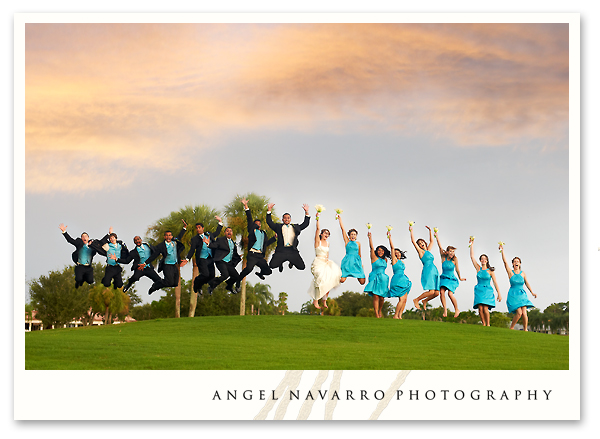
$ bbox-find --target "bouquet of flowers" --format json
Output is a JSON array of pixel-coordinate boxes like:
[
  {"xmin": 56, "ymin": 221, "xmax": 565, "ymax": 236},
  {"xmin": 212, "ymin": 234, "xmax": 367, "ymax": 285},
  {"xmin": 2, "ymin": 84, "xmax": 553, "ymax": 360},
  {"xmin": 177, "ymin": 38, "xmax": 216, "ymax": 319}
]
[
  {"xmin": 498, "ymin": 241, "xmax": 505, "ymax": 252},
  {"xmin": 314, "ymin": 204, "xmax": 325, "ymax": 220},
  {"xmin": 386, "ymin": 225, "xmax": 393, "ymax": 237},
  {"xmin": 366, "ymin": 223, "xmax": 372, "ymax": 230},
  {"xmin": 335, "ymin": 208, "xmax": 343, "ymax": 219},
  {"xmin": 408, "ymin": 221, "xmax": 415, "ymax": 228},
  {"xmin": 468, "ymin": 236, "xmax": 475, "ymax": 248},
  {"xmin": 433, "ymin": 227, "xmax": 438, "ymax": 237}
]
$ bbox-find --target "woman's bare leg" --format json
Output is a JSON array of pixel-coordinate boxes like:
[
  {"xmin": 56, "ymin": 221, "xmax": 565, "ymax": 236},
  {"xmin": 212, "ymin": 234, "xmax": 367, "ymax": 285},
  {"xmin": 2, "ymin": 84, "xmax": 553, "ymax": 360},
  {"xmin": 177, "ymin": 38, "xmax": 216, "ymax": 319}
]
[
  {"xmin": 313, "ymin": 299, "xmax": 321, "ymax": 309},
  {"xmin": 521, "ymin": 307, "xmax": 529, "ymax": 331},
  {"xmin": 340, "ymin": 277, "xmax": 346, "ymax": 283},
  {"xmin": 448, "ymin": 291, "xmax": 459, "ymax": 318},
  {"xmin": 510, "ymin": 308, "xmax": 522, "ymax": 329},
  {"xmin": 440, "ymin": 287, "xmax": 448, "ymax": 317},
  {"xmin": 373, "ymin": 295, "xmax": 380, "ymax": 318},
  {"xmin": 478, "ymin": 305, "xmax": 486, "ymax": 325},
  {"xmin": 358, "ymin": 278, "xmax": 366, "ymax": 285}
]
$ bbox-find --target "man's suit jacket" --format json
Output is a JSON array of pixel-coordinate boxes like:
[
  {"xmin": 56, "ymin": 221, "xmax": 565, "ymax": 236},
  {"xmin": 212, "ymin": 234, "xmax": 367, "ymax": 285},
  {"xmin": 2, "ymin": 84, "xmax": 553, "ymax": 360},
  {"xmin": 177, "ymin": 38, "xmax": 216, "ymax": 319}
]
[
  {"xmin": 186, "ymin": 223, "xmax": 223, "ymax": 264},
  {"xmin": 245, "ymin": 209, "xmax": 276, "ymax": 255},
  {"xmin": 91, "ymin": 234, "xmax": 130, "ymax": 263},
  {"xmin": 266, "ymin": 212, "xmax": 310, "ymax": 250},
  {"xmin": 62, "ymin": 231, "xmax": 98, "ymax": 264},
  {"xmin": 118, "ymin": 243, "xmax": 158, "ymax": 271},
  {"xmin": 209, "ymin": 236, "xmax": 241, "ymax": 266},
  {"xmin": 145, "ymin": 228, "xmax": 186, "ymax": 272}
]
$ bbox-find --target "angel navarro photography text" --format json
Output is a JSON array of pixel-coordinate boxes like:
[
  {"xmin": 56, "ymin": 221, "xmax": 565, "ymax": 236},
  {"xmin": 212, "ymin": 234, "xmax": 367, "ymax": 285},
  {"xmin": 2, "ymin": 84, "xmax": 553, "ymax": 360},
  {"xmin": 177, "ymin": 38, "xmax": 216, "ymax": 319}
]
[{"xmin": 212, "ymin": 389, "xmax": 553, "ymax": 402}]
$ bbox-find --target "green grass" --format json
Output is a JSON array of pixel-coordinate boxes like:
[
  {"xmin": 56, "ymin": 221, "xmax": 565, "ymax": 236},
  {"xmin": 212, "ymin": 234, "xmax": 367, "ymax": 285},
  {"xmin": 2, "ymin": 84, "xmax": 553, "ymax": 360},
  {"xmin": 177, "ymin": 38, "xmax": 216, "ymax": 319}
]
[{"xmin": 25, "ymin": 315, "xmax": 569, "ymax": 370}]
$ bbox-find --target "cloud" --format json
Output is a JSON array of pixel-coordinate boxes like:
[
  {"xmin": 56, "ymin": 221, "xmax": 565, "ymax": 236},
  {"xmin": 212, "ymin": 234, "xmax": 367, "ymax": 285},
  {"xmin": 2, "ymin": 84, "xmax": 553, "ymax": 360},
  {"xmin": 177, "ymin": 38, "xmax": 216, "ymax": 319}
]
[{"xmin": 24, "ymin": 23, "xmax": 569, "ymax": 193}]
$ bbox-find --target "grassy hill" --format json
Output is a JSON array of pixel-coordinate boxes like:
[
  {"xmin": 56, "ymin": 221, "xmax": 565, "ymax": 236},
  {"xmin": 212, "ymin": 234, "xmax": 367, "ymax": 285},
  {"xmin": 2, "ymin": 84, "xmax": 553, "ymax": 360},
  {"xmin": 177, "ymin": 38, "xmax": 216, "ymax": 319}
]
[{"xmin": 25, "ymin": 315, "xmax": 569, "ymax": 370}]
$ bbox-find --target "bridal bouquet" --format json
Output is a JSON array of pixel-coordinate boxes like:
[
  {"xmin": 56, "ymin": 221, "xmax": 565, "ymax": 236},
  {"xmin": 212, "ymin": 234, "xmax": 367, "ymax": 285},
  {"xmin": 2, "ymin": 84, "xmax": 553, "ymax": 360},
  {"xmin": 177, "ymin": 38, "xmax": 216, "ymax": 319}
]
[
  {"xmin": 314, "ymin": 204, "xmax": 325, "ymax": 219},
  {"xmin": 408, "ymin": 221, "xmax": 415, "ymax": 228},
  {"xmin": 366, "ymin": 223, "xmax": 372, "ymax": 230},
  {"xmin": 386, "ymin": 225, "xmax": 393, "ymax": 237},
  {"xmin": 468, "ymin": 236, "xmax": 475, "ymax": 248},
  {"xmin": 433, "ymin": 227, "xmax": 438, "ymax": 237},
  {"xmin": 335, "ymin": 208, "xmax": 343, "ymax": 219},
  {"xmin": 498, "ymin": 241, "xmax": 505, "ymax": 252}
]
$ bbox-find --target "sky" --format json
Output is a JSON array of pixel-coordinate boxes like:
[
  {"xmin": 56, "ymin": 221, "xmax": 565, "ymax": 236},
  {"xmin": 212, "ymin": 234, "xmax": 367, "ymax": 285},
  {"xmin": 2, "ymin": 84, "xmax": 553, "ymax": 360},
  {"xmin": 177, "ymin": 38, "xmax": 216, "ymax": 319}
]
[{"xmin": 23, "ymin": 22, "xmax": 569, "ymax": 313}]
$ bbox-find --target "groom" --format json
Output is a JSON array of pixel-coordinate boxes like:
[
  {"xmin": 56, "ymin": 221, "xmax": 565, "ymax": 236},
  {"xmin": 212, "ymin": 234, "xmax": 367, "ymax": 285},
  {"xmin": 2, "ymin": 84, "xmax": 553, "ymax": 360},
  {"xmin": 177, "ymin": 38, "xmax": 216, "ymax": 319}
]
[{"xmin": 266, "ymin": 203, "xmax": 310, "ymax": 272}]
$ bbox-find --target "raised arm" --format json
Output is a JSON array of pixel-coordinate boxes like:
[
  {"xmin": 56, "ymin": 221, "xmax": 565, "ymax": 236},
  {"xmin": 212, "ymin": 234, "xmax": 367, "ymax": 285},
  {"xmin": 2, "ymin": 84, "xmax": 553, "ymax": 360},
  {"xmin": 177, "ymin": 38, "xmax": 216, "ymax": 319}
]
[
  {"xmin": 499, "ymin": 245, "xmax": 512, "ymax": 277},
  {"xmin": 337, "ymin": 215, "xmax": 349, "ymax": 246},
  {"xmin": 266, "ymin": 203, "xmax": 277, "ymax": 231},
  {"xmin": 426, "ymin": 226, "xmax": 434, "ymax": 250},
  {"xmin": 298, "ymin": 204, "xmax": 311, "ymax": 231},
  {"xmin": 388, "ymin": 233, "xmax": 397, "ymax": 265},
  {"xmin": 435, "ymin": 229, "xmax": 444, "ymax": 259},
  {"xmin": 368, "ymin": 232, "xmax": 377, "ymax": 263},
  {"xmin": 242, "ymin": 198, "xmax": 254, "ymax": 232},
  {"xmin": 409, "ymin": 225, "xmax": 421, "ymax": 254},
  {"xmin": 59, "ymin": 223, "xmax": 77, "ymax": 246},
  {"xmin": 523, "ymin": 272, "xmax": 537, "ymax": 298},
  {"xmin": 469, "ymin": 237, "xmax": 480, "ymax": 270},
  {"xmin": 314, "ymin": 217, "xmax": 321, "ymax": 248},
  {"xmin": 490, "ymin": 270, "xmax": 502, "ymax": 302}
]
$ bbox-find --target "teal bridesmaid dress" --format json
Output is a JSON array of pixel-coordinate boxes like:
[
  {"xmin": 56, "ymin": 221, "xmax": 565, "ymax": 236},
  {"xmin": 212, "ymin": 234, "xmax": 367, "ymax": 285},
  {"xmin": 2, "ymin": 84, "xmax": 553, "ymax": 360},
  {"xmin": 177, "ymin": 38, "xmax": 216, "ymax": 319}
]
[
  {"xmin": 364, "ymin": 258, "xmax": 389, "ymax": 298},
  {"xmin": 420, "ymin": 250, "xmax": 440, "ymax": 290},
  {"xmin": 506, "ymin": 271, "xmax": 534, "ymax": 313},
  {"xmin": 472, "ymin": 269, "xmax": 495, "ymax": 309},
  {"xmin": 439, "ymin": 260, "xmax": 459, "ymax": 292},
  {"xmin": 341, "ymin": 241, "xmax": 366, "ymax": 278},
  {"xmin": 388, "ymin": 260, "xmax": 412, "ymax": 298}
]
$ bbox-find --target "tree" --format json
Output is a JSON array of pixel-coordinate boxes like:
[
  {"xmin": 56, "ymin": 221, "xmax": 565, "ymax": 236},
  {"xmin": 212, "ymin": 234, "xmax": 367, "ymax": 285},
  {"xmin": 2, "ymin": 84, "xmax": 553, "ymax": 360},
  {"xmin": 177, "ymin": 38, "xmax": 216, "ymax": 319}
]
[
  {"xmin": 544, "ymin": 302, "xmax": 569, "ymax": 334},
  {"xmin": 245, "ymin": 282, "xmax": 275, "ymax": 315},
  {"xmin": 89, "ymin": 284, "xmax": 131, "ymax": 325},
  {"xmin": 222, "ymin": 193, "xmax": 278, "ymax": 316},
  {"xmin": 146, "ymin": 206, "xmax": 218, "ymax": 318},
  {"xmin": 489, "ymin": 311, "xmax": 511, "ymax": 328},
  {"xmin": 275, "ymin": 292, "xmax": 289, "ymax": 315},
  {"xmin": 29, "ymin": 265, "xmax": 96, "ymax": 329}
]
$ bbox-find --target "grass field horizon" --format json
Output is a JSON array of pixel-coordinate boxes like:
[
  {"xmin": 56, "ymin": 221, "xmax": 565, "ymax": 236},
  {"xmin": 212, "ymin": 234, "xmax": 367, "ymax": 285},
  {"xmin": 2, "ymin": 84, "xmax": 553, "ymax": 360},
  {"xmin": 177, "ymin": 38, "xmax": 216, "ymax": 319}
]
[{"xmin": 25, "ymin": 315, "xmax": 569, "ymax": 370}]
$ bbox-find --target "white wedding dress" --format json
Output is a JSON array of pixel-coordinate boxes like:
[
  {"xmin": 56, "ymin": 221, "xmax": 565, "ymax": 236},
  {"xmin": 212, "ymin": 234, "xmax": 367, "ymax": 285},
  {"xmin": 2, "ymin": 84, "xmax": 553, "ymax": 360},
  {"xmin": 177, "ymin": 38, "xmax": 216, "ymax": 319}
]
[{"xmin": 307, "ymin": 244, "xmax": 342, "ymax": 300}]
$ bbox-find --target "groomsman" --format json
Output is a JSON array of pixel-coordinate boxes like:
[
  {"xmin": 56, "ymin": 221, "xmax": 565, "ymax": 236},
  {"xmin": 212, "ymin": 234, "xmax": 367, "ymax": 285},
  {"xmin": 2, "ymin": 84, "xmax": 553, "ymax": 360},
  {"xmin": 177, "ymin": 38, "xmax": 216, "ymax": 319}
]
[
  {"xmin": 208, "ymin": 227, "xmax": 242, "ymax": 294},
  {"xmin": 92, "ymin": 227, "xmax": 130, "ymax": 289},
  {"xmin": 59, "ymin": 223, "xmax": 97, "ymax": 288},
  {"xmin": 181, "ymin": 216, "xmax": 223, "ymax": 295},
  {"xmin": 144, "ymin": 221, "xmax": 187, "ymax": 295},
  {"xmin": 238, "ymin": 198, "xmax": 276, "ymax": 281},
  {"xmin": 120, "ymin": 236, "xmax": 162, "ymax": 293},
  {"xmin": 266, "ymin": 203, "xmax": 310, "ymax": 272}
]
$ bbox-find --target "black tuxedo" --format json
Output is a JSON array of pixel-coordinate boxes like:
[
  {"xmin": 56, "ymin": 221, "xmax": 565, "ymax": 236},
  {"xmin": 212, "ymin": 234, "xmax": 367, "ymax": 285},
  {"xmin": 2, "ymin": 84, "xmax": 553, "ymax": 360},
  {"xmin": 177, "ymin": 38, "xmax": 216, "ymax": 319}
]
[
  {"xmin": 239, "ymin": 209, "xmax": 276, "ymax": 280},
  {"xmin": 119, "ymin": 243, "xmax": 162, "ymax": 291},
  {"xmin": 145, "ymin": 228, "xmax": 186, "ymax": 291},
  {"xmin": 92, "ymin": 234, "xmax": 130, "ymax": 289},
  {"xmin": 266, "ymin": 212, "xmax": 310, "ymax": 271},
  {"xmin": 208, "ymin": 236, "xmax": 242, "ymax": 291},
  {"xmin": 185, "ymin": 224, "xmax": 223, "ymax": 293},
  {"xmin": 62, "ymin": 231, "xmax": 97, "ymax": 288}
]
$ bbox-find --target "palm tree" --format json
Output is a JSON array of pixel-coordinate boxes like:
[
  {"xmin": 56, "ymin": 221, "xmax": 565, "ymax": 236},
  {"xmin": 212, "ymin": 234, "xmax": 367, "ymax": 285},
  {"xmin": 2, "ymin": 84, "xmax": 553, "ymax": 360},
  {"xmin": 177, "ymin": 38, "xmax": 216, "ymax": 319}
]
[
  {"xmin": 222, "ymin": 193, "xmax": 278, "ymax": 316},
  {"xmin": 246, "ymin": 281, "xmax": 275, "ymax": 315},
  {"xmin": 147, "ymin": 205, "xmax": 220, "ymax": 318}
]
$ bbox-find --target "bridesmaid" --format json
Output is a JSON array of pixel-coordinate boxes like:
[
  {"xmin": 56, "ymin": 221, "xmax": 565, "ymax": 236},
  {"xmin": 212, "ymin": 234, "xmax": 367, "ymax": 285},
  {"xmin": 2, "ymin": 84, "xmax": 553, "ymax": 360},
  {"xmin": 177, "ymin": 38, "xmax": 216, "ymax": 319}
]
[
  {"xmin": 387, "ymin": 230, "xmax": 412, "ymax": 319},
  {"xmin": 337, "ymin": 214, "xmax": 366, "ymax": 285},
  {"xmin": 469, "ymin": 237, "xmax": 502, "ymax": 326},
  {"xmin": 364, "ymin": 231, "xmax": 391, "ymax": 318},
  {"xmin": 435, "ymin": 229, "xmax": 466, "ymax": 318},
  {"xmin": 409, "ymin": 224, "xmax": 440, "ymax": 310},
  {"xmin": 499, "ymin": 244, "xmax": 537, "ymax": 331}
]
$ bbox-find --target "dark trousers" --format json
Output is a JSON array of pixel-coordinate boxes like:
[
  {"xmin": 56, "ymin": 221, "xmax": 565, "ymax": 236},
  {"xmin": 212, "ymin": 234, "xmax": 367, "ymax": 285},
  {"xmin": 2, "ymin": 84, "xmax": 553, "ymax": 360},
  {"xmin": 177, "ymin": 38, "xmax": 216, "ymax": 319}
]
[
  {"xmin": 125, "ymin": 266, "xmax": 162, "ymax": 289},
  {"xmin": 150, "ymin": 264, "xmax": 180, "ymax": 292},
  {"xmin": 74, "ymin": 264, "xmax": 94, "ymax": 288},
  {"xmin": 193, "ymin": 257, "xmax": 216, "ymax": 292},
  {"xmin": 102, "ymin": 265, "xmax": 123, "ymax": 288},
  {"xmin": 269, "ymin": 247, "xmax": 306, "ymax": 270},
  {"xmin": 210, "ymin": 260, "xmax": 241, "ymax": 289},
  {"xmin": 239, "ymin": 252, "xmax": 272, "ymax": 279}
]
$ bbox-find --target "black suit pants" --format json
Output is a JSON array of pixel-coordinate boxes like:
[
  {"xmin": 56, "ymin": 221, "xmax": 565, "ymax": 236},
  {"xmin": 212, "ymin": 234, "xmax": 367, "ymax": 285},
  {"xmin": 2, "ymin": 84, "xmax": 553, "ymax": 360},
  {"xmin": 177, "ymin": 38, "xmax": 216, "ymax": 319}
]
[
  {"xmin": 150, "ymin": 264, "xmax": 180, "ymax": 291},
  {"xmin": 102, "ymin": 265, "xmax": 123, "ymax": 288},
  {"xmin": 74, "ymin": 264, "xmax": 94, "ymax": 288},
  {"xmin": 210, "ymin": 260, "xmax": 241, "ymax": 289},
  {"xmin": 193, "ymin": 257, "xmax": 216, "ymax": 292},
  {"xmin": 239, "ymin": 252, "xmax": 272, "ymax": 279},
  {"xmin": 269, "ymin": 247, "xmax": 306, "ymax": 270},
  {"xmin": 125, "ymin": 266, "xmax": 162, "ymax": 289}
]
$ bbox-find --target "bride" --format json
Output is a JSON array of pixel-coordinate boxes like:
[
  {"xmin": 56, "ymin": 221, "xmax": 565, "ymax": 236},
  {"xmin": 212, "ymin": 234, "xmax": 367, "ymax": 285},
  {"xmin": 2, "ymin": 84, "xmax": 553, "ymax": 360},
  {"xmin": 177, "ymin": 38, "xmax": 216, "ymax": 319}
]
[{"xmin": 307, "ymin": 216, "xmax": 342, "ymax": 310}]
